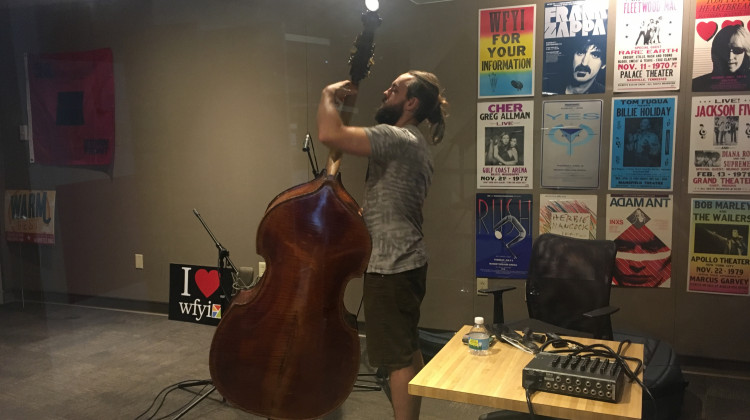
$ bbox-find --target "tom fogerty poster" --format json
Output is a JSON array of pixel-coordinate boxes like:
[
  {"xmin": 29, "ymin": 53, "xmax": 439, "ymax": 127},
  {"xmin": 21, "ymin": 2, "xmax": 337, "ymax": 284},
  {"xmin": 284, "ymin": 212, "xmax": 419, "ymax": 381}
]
[
  {"xmin": 479, "ymin": 5, "xmax": 536, "ymax": 98},
  {"xmin": 609, "ymin": 97, "xmax": 677, "ymax": 190},
  {"xmin": 542, "ymin": 0, "xmax": 609, "ymax": 96},
  {"xmin": 692, "ymin": 1, "xmax": 750, "ymax": 92},
  {"xmin": 539, "ymin": 194, "xmax": 597, "ymax": 240},
  {"xmin": 541, "ymin": 100, "xmax": 602, "ymax": 188},
  {"xmin": 476, "ymin": 194, "xmax": 532, "ymax": 279},
  {"xmin": 688, "ymin": 199, "xmax": 750, "ymax": 296},
  {"xmin": 613, "ymin": 0, "xmax": 683, "ymax": 92},
  {"xmin": 477, "ymin": 101, "xmax": 534, "ymax": 188},
  {"xmin": 606, "ymin": 194, "xmax": 673, "ymax": 288},
  {"xmin": 688, "ymin": 95, "xmax": 750, "ymax": 194}
]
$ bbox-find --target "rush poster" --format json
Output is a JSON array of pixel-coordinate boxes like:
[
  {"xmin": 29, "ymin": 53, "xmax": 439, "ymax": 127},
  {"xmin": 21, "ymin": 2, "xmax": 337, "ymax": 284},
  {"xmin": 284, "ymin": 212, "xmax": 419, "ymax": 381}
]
[
  {"xmin": 478, "ymin": 5, "xmax": 536, "ymax": 98},
  {"xmin": 476, "ymin": 194, "xmax": 532, "ymax": 279},
  {"xmin": 688, "ymin": 95, "xmax": 750, "ymax": 194},
  {"xmin": 613, "ymin": 0, "xmax": 683, "ymax": 92},
  {"xmin": 168, "ymin": 263, "xmax": 232, "ymax": 326},
  {"xmin": 688, "ymin": 199, "xmax": 750, "ymax": 296},
  {"xmin": 609, "ymin": 96, "xmax": 677, "ymax": 190},
  {"xmin": 606, "ymin": 194, "xmax": 673, "ymax": 288},
  {"xmin": 477, "ymin": 100, "xmax": 534, "ymax": 188},
  {"xmin": 542, "ymin": 0, "xmax": 609, "ymax": 96},
  {"xmin": 26, "ymin": 48, "xmax": 115, "ymax": 166},
  {"xmin": 692, "ymin": 1, "xmax": 750, "ymax": 92}
]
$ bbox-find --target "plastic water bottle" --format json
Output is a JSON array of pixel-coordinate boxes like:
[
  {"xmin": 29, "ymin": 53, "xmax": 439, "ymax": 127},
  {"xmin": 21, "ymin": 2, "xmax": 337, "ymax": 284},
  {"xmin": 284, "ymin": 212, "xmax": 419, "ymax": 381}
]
[{"xmin": 467, "ymin": 316, "xmax": 490, "ymax": 356}]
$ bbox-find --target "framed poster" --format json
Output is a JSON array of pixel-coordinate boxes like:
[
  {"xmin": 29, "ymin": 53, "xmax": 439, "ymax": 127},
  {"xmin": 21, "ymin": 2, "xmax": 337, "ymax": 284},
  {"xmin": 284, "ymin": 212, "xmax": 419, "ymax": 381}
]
[
  {"xmin": 479, "ymin": 5, "xmax": 536, "ymax": 98},
  {"xmin": 477, "ymin": 101, "xmax": 533, "ymax": 189},
  {"xmin": 610, "ymin": 97, "xmax": 677, "ymax": 190},
  {"xmin": 541, "ymin": 100, "xmax": 603, "ymax": 188},
  {"xmin": 476, "ymin": 193, "xmax": 532, "ymax": 279},
  {"xmin": 539, "ymin": 194, "xmax": 597, "ymax": 240}
]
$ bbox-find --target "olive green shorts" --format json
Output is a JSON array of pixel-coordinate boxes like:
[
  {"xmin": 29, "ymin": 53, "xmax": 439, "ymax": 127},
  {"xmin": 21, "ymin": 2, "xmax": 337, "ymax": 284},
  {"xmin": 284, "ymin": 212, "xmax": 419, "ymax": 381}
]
[{"xmin": 363, "ymin": 264, "xmax": 427, "ymax": 370}]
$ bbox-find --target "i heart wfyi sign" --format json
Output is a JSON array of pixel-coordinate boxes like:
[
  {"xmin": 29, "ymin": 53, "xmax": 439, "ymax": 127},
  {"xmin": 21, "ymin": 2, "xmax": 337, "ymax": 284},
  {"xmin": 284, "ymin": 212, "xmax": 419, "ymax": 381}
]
[{"xmin": 168, "ymin": 263, "xmax": 230, "ymax": 326}]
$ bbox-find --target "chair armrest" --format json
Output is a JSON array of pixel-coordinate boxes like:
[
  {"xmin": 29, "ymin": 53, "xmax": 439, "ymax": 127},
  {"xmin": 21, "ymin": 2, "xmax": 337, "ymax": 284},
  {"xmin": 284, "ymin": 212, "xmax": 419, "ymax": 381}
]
[
  {"xmin": 582, "ymin": 305, "xmax": 619, "ymax": 319},
  {"xmin": 478, "ymin": 286, "xmax": 516, "ymax": 324}
]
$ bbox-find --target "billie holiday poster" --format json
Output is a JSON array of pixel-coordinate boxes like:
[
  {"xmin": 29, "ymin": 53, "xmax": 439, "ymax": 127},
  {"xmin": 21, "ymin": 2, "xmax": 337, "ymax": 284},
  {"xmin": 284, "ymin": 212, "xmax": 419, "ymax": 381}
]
[
  {"xmin": 688, "ymin": 199, "xmax": 750, "ymax": 296},
  {"xmin": 613, "ymin": 0, "xmax": 683, "ymax": 92},
  {"xmin": 609, "ymin": 97, "xmax": 677, "ymax": 190},
  {"xmin": 688, "ymin": 95, "xmax": 750, "ymax": 194},
  {"xmin": 539, "ymin": 194, "xmax": 597, "ymax": 240},
  {"xmin": 542, "ymin": 0, "xmax": 609, "ymax": 95},
  {"xmin": 476, "ymin": 193, "xmax": 532, "ymax": 279},
  {"xmin": 479, "ymin": 5, "xmax": 536, "ymax": 97},
  {"xmin": 692, "ymin": 1, "xmax": 750, "ymax": 92},
  {"xmin": 541, "ymin": 100, "xmax": 602, "ymax": 188},
  {"xmin": 606, "ymin": 194, "xmax": 673, "ymax": 288},
  {"xmin": 477, "ymin": 100, "xmax": 534, "ymax": 189}
]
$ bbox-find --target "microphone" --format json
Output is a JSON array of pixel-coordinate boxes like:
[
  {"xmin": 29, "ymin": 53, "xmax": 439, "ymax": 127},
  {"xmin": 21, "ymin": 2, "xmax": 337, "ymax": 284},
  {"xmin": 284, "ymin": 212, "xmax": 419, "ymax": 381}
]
[
  {"xmin": 302, "ymin": 133, "xmax": 312, "ymax": 152},
  {"xmin": 237, "ymin": 266, "xmax": 256, "ymax": 289}
]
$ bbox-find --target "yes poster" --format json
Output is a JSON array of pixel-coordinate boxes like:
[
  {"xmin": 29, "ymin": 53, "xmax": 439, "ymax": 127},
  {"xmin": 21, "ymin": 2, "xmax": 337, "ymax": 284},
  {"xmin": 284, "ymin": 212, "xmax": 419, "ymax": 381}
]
[
  {"xmin": 606, "ymin": 194, "xmax": 673, "ymax": 288},
  {"xmin": 477, "ymin": 101, "xmax": 534, "ymax": 188},
  {"xmin": 613, "ymin": 0, "xmax": 683, "ymax": 92},
  {"xmin": 479, "ymin": 5, "xmax": 536, "ymax": 97},
  {"xmin": 541, "ymin": 100, "xmax": 603, "ymax": 188}
]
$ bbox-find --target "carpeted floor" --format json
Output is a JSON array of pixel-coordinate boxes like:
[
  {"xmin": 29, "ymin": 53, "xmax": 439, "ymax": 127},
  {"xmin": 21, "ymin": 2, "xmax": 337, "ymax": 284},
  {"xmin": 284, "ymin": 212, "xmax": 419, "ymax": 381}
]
[{"xmin": 0, "ymin": 301, "xmax": 748, "ymax": 419}]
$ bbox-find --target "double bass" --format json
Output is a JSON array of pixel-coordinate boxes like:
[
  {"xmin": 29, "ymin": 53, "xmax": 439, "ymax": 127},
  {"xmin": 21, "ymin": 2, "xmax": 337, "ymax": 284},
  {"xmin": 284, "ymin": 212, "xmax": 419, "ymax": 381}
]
[{"xmin": 208, "ymin": 10, "xmax": 381, "ymax": 420}]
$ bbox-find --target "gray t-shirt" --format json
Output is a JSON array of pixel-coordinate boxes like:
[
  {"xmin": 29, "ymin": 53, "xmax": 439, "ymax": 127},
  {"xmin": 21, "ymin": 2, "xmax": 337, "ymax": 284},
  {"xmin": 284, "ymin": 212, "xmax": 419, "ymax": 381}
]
[{"xmin": 363, "ymin": 124, "xmax": 433, "ymax": 274}]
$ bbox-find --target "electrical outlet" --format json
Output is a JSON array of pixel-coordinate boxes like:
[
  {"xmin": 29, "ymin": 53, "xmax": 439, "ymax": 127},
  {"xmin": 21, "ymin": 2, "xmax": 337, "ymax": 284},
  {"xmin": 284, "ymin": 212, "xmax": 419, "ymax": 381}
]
[
  {"xmin": 135, "ymin": 254, "xmax": 144, "ymax": 269},
  {"xmin": 258, "ymin": 261, "xmax": 266, "ymax": 277},
  {"xmin": 477, "ymin": 278, "xmax": 488, "ymax": 295}
]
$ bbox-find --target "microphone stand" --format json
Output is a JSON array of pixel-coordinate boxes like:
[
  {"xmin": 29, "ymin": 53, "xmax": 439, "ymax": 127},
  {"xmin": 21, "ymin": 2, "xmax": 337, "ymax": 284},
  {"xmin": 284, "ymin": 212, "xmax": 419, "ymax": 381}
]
[
  {"xmin": 171, "ymin": 209, "xmax": 239, "ymax": 419},
  {"xmin": 302, "ymin": 132, "xmax": 320, "ymax": 177}
]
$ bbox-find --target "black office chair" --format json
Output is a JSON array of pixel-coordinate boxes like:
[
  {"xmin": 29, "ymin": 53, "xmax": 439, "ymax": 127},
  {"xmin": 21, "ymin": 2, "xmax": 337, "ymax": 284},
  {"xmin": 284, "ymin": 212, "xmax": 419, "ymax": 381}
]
[
  {"xmin": 481, "ymin": 233, "xmax": 619, "ymax": 339},
  {"xmin": 479, "ymin": 233, "xmax": 686, "ymax": 420}
]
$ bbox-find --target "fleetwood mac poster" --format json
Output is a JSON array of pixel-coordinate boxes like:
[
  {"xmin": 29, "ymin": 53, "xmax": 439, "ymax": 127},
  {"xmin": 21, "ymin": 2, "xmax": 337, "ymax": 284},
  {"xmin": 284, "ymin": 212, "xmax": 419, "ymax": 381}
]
[
  {"xmin": 613, "ymin": 0, "xmax": 683, "ymax": 92},
  {"xmin": 476, "ymin": 193, "xmax": 532, "ymax": 279}
]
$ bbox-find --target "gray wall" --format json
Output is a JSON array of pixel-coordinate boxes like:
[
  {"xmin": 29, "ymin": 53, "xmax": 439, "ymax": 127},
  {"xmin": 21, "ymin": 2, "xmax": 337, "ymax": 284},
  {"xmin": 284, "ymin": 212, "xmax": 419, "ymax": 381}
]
[{"xmin": 1, "ymin": 0, "xmax": 748, "ymax": 362}]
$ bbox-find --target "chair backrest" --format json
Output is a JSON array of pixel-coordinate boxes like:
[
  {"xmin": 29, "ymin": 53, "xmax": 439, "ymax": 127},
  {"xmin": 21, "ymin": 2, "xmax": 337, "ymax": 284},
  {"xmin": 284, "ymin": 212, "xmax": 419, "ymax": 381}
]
[{"xmin": 526, "ymin": 233, "xmax": 617, "ymax": 339}]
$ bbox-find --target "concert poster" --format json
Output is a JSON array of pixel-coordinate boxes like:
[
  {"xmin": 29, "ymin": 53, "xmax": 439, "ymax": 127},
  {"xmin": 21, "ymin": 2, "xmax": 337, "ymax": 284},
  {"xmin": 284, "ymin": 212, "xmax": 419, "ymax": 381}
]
[
  {"xmin": 541, "ymin": 100, "xmax": 602, "ymax": 188},
  {"xmin": 478, "ymin": 5, "xmax": 536, "ymax": 98},
  {"xmin": 539, "ymin": 194, "xmax": 597, "ymax": 240},
  {"xmin": 613, "ymin": 0, "xmax": 683, "ymax": 92},
  {"xmin": 688, "ymin": 95, "xmax": 750, "ymax": 194},
  {"xmin": 609, "ymin": 96, "xmax": 677, "ymax": 191},
  {"xmin": 688, "ymin": 199, "xmax": 750, "ymax": 296},
  {"xmin": 542, "ymin": 0, "xmax": 609, "ymax": 96},
  {"xmin": 476, "ymin": 193, "xmax": 532, "ymax": 279},
  {"xmin": 606, "ymin": 194, "xmax": 673, "ymax": 288},
  {"xmin": 692, "ymin": 1, "xmax": 750, "ymax": 92},
  {"xmin": 477, "ymin": 101, "xmax": 534, "ymax": 189}
]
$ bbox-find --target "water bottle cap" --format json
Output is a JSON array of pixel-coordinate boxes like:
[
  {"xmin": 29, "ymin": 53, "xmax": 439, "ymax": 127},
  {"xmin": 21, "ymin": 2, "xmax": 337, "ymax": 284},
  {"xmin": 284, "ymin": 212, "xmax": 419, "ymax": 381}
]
[{"xmin": 474, "ymin": 316, "xmax": 484, "ymax": 324}]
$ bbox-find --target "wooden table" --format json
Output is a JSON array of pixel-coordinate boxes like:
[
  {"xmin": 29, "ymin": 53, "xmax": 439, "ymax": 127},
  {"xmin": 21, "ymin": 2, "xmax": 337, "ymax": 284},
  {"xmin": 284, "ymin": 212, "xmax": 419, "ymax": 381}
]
[{"xmin": 409, "ymin": 325, "xmax": 643, "ymax": 420}]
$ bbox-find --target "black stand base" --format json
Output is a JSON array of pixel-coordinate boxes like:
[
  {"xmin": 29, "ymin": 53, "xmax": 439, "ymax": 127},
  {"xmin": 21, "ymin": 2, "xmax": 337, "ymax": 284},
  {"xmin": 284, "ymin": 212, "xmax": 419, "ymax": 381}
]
[{"xmin": 173, "ymin": 380, "xmax": 219, "ymax": 419}]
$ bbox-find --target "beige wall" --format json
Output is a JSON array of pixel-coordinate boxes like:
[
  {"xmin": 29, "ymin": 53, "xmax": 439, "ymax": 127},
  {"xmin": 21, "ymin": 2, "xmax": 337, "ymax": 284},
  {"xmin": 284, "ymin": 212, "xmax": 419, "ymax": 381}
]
[{"xmin": 1, "ymin": 0, "xmax": 748, "ymax": 362}]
